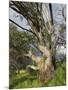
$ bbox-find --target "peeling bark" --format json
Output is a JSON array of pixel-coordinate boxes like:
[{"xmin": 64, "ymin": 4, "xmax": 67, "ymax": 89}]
[{"xmin": 24, "ymin": 44, "xmax": 54, "ymax": 83}]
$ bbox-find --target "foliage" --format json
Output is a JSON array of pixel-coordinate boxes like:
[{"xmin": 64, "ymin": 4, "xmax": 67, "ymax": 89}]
[
  {"xmin": 9, "ymin": 23, "xmax": 35, "ymax": 76},
  {"xmin": 9, "ymin": 23, "xmax": 34, "ymax": 53}
]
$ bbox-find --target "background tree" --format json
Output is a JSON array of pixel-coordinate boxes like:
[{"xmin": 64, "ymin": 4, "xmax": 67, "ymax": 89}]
[{"xmin": 9, "ymin": 23, "xmax": 36, "ymax": 75}]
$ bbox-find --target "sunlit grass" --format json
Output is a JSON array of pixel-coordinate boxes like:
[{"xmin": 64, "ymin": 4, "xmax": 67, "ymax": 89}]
[{"xmin": 9, "ymin": 61, "xmax": 66, "ymax": 89}]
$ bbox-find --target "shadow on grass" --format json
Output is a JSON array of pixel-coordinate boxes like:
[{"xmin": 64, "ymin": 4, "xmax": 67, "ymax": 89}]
[{"xmin": 9, "ymin": 73, "xmax": 37, "ymax": 89}]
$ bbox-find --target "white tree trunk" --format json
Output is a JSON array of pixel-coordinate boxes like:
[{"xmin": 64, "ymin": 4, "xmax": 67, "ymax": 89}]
[{"xmin": 24, "ymin": 45, "xmax": 54, "ymax": 83}]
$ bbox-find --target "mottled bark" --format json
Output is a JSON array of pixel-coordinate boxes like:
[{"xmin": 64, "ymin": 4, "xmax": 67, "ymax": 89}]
[
  {"xmin": 10, "ymin": 2, "xmax": 55, "ymax": 83},
  {"xmin": 24, "ymin": 44, "xmax": 54, "ymax": 83}
]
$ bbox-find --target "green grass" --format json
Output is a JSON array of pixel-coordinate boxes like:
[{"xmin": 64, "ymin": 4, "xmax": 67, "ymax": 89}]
[
  {"xmin": 47, "ymin": 61, "xmax": 66, "ymax": 86},
  {"xmin": 9, "ymin": 61, "xmax": 66, "ymax": 89}
]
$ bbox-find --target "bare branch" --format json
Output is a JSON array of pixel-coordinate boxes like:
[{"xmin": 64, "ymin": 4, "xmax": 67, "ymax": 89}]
[
  {"xmin": 62, "ymin": 6, "xmax": 66, "ymax": 22},
  {"xmin": 9, "ymin": 19, "xmax": 39, "ymax": 41}
]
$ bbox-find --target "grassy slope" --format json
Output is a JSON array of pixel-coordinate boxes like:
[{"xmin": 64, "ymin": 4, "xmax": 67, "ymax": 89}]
[{"xmin": 9, "ymin": 61, "xmax": 66, "ymax": 89}]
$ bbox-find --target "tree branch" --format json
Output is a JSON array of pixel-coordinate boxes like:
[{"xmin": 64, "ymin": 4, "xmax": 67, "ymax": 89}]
[{"xmin": 9, "ymin": 19, "xmax": 39, "ymax": 41}]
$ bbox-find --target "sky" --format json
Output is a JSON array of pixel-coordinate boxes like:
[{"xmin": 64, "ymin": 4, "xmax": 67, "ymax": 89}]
[
  {"xmin": 9, "ymin": 3, "xmax": 66, "ymax": 59},
  {"xmin": 9, "ymin": 8, "xmax": 31, "ymax": 30},
  {"xmin": 9, "ymin": 3, "xmax": 66, "ymax": 31}
]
